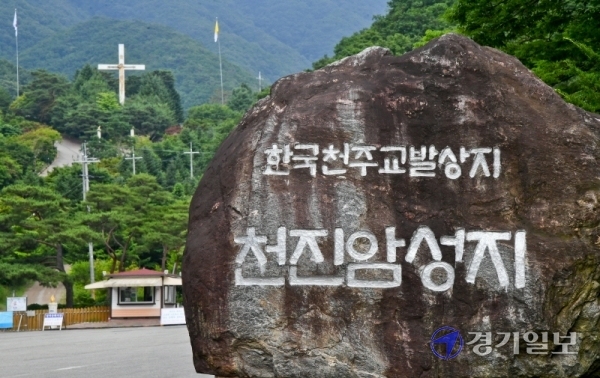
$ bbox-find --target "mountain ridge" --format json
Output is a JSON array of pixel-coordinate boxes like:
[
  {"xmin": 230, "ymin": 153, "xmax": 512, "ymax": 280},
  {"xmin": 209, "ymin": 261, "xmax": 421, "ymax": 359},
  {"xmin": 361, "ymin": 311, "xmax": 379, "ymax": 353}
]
[
  {"xmin": 19, "ymin": 18, "xmax": 257, "ymax": 109},
  {"xmin": 0, "ymin": 0, "xmax": 388, "ymax": 82}
]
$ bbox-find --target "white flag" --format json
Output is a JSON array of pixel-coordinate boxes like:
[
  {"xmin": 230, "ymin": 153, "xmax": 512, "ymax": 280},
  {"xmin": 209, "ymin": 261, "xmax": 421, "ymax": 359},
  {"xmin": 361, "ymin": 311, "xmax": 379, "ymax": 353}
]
[{"xmin": 13, "ymin": 10, "xmax": 17, "ymax": 37}]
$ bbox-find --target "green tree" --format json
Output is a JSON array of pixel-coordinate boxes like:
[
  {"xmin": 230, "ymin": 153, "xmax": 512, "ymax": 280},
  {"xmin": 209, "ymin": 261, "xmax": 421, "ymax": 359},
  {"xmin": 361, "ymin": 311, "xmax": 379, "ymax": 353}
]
[
  {"xmin": 49, "ymin": 93, "xmax": 83, "ymax": 134},
  {"xmin": 96, "ymin": 92, "xmax": 120, "ymax": 111},
  {"xmin": 313, "ymin": 0, "xmax": 455, "ymax": 69},
  {"xmin": 139, "ymin": 199, "xmax": 188, "ymax": 271},
  {"xmin": 10, "ymin": 70, "xmax": 71, "ymax": 124},
  {"xmin": 227, "ymin": 83, "xmax": 255, "ymax": 113},
  {"xmin": 0, "ymin": 262, "xmax": 63, "ymax": 289},
  {"xmin": 0, "ymin": 137, "xmax": 34, "ymax": 180},
  {"xmin": 85, "ymin": 174, "xmax": 177, "ymax": 273},
  {"xmin": 182, "ymin": 103, "xmax": 241, "ymax": 173},
  {"xmin": 85, "ymin": 183, "xmax": 139, "ymax": 273},
  {"xmin": 69, "ymin": 259, "xmax": 112, "ymax": 306},
  {"xmin": 16, "ymin": 126, "xmax": 61, "ymax": 169},
  {"xmin": 135, "ymin": 71, "xmax": 183, "ymax": 123},
  {"xmin": 47, "ymin": 165, "xmax": 113, "ymax": 203},
  {"xmin": 0, "ymin": 184, "xmax": 95, "ymax": 307},
  {"xmin": 123, "ymin": 96, "xmax": 176, "ymax": 140},
  {"xmin": 0, "ymin": 155, "xmax": 21, "ymax": 189},
  {"xmin": 0, "ymin": 86, "xmax": 12, "ymax": 112},
  {"xmin": 448, "ymin": 0, "xmax": 600, "ymax": 112}
]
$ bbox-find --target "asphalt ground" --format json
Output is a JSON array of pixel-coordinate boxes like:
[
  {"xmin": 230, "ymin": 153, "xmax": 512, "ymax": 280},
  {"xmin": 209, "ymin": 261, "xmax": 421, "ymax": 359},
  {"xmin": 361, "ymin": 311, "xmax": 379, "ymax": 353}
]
[
  {"xmin": 39, "ymin": 137, "xmax": 81, "ymax": 177},
  {"xmin": 0, "ymin": 326, "xmax": 214, "ymax": 378}
]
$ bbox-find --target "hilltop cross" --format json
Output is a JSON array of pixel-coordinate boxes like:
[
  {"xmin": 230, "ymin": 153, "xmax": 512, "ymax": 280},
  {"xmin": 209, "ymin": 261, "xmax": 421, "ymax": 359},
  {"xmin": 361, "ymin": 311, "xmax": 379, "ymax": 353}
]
[{"xmin": 98, "ymin": 44, "xmax": 145, "ymax": 105}]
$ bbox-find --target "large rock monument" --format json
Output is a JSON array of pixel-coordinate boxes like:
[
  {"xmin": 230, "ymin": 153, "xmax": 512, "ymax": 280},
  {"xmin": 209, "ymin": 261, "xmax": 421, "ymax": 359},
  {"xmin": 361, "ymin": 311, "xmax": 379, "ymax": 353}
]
[{"xmin": 183, "ymin": 34, "xmax": 600, "ymax": 377}]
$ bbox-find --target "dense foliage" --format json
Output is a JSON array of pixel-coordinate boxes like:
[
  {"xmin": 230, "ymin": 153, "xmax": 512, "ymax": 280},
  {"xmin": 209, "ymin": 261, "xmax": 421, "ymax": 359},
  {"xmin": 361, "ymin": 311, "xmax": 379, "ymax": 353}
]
[
  {"xmin": 448, "ymin": 0, "xmax": 600, "ymax": 112},
  {"xmin": 313, "ymin": 0, "xmax": 454, "ymax": 69},
  {"xmin": 0, "ymin": 59, "xmax": 264, "ymax": 308}
]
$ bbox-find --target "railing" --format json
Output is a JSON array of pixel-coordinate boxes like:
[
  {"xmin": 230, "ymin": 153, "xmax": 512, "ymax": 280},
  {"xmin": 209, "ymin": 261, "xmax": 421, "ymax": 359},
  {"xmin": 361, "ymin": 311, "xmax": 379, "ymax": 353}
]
[{"xmin": 8, "ymin": 306, "xmax": 110, "ymax": 331}]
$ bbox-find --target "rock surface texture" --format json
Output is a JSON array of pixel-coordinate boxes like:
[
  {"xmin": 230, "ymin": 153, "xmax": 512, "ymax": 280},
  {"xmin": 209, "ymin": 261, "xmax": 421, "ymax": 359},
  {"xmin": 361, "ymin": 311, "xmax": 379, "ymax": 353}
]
[{"xmin": 183, "ymin": 34, "xmax": 600, "ymax": 377}]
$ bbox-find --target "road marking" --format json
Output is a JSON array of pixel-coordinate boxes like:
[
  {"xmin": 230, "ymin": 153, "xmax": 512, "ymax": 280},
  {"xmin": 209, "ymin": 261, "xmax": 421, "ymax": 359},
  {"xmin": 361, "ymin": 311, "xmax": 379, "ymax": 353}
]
[{"xmin": 56, "ymin": 366, "xmax": 86, "ymax": 371}]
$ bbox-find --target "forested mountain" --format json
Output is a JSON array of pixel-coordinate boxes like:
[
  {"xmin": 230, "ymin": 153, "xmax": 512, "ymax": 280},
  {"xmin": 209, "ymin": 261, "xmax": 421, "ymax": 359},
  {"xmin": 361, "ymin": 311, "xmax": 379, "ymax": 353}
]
[
  {"xmin": 448, "ymin": 0, "xmax": 600, "ymax": 112},
  {"xmin": 313, "ymin": 0, "xmax": 455, "ymax": 69},
  {"xmin": 0, "ymin": 0, "xmax": 387, "ymax": 84},
  {"xmin": 0, "ymin": 62, "xmax": 258, "ymax": 307},
  {"xmin": 18, "ymin": 18, "xmax": 255, "ymax": 109}
]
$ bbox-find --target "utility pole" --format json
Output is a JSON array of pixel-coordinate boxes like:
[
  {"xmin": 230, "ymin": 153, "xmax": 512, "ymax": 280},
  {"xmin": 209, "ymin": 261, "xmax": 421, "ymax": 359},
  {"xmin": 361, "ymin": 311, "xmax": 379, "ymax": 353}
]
[
  {"xmin": 183, "ymin": 142, "xmax": 199, "ymax": 178},
  {"xmin": 125, "ymin": 146, "xmax": 142, "ymax": 175},
  {"xmin": 126, "ymin": 127, "xmax": 142, "ymax": 175},
  {"xmin": 75, "ymin": 143, "xmax": 99, "ymax": 203},
  {"xmin": 74, "ymin": 143, "xmax": 99, "ymax": 285}
]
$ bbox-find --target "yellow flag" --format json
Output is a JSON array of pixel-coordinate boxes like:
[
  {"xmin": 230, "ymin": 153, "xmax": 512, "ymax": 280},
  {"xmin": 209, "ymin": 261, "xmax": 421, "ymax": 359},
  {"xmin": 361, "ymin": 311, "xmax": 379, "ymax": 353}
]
[{"xmin": 214, "ymin": 19, "xmax": 219, "ymax": 43}]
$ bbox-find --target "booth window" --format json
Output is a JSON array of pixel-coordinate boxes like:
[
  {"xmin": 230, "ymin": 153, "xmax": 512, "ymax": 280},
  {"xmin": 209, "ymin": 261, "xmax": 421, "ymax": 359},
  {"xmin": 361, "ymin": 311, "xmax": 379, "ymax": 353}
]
[
  {"xmin": 164, "ymin": 286, "xmax": 176, "ymax": 304},
  {"xmin": 118, "ymin": 287, "xmax": 155, "ymax": 304}
]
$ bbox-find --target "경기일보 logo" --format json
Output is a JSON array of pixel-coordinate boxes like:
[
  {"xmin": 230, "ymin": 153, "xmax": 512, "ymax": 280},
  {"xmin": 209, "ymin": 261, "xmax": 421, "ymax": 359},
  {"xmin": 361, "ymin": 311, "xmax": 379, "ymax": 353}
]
[{"xmin": 430, "ymin": 326, "xmax": 464, "ymax": 360}]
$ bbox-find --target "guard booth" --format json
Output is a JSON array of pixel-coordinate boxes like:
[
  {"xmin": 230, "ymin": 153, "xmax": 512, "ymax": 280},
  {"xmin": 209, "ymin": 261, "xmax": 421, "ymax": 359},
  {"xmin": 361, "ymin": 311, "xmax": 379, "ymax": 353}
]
[{"xmin": 85, "ymin": 268, "xmax": 181, "ymax": 318}]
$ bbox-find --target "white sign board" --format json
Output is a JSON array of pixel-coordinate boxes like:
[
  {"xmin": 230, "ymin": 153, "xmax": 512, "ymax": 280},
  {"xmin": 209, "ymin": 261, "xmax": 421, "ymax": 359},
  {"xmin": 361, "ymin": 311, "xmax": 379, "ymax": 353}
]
[
  {"xmin": 160, "ymin": 308, "xmax": 186, "ymax": 325},
  {"xmin": 43, "ymin": 313, "xmax": 64, "ymax": 330},
  {"xmin": 6, "ymin": 297, "xmax": 27, "ymax": 312}
]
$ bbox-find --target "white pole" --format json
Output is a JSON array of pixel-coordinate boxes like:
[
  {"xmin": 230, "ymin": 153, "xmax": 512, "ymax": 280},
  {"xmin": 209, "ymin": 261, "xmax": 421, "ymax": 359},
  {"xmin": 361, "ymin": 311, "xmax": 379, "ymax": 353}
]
[
  {"xmin": 15, "ymin": 9, "xmax": 19, "ymax": 97},
  {"xmin": 217, "ymin": 21, "xmax": 224, "ymax": 105},
  {"xmin": 75, "ymin": 144, "xmax": 99, "ymax": 287},
  {"xmin": 118, "ymin": 44, "xmax": 125, "ymax": 105},
  {"xmin": 83, "ymin": 144, "xmax": 92, "ymax": 286},
  {"xmin": 188, "ymin": 143, "xmax": 193, "ymax": 178},
  {"xmin": 88, "ymin": 242, "xmax": 94, "ymax": 284},
  {"xmin": 132, "ymin": 147, "xmax": 137, "ymax": 175},
  {"xmin": 82, "ymin": 143, "xmax": 88, "ymax": 201}
]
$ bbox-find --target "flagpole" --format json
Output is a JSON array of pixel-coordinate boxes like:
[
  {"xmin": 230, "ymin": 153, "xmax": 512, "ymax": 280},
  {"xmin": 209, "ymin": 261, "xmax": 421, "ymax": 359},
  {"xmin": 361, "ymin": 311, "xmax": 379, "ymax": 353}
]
[
  {"xmin": 14, "ymin": 9, "xmax": 19, "ymax": 97},
  {"xmin": 218, "ymin": 34, "xmax": 224, "ymax": 105}
]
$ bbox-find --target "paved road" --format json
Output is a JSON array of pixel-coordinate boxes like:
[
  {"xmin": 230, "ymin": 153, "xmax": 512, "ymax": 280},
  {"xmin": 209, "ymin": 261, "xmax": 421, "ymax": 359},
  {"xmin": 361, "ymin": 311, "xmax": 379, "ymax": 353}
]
[
  {"xmin": 40, "ymin": 137, "xmax": 82, "ymax": 177},
  {"xmin": 0, "ymin": 326, "xmax": 214, "ymax": 378}
]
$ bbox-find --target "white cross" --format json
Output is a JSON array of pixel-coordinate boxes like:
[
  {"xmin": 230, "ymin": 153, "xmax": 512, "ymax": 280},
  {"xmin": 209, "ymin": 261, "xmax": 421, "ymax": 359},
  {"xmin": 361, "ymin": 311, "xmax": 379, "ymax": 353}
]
[{"xmin": 98, "ymin": 44, "xmax": 145, "ymax": 105}]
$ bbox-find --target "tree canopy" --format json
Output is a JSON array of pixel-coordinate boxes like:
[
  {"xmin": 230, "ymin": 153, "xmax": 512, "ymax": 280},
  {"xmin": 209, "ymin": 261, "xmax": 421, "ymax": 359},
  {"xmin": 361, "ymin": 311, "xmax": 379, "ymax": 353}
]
[
  {"xmin": 0, "ymin": 61, "xmax": 261, "ymax": 308},
  {"xmin": 448, "ymin": 0, "xmax": 600, "ymax": 112},
  {"xmin": 313, "ymin": 0, "xmax": 454, "ymax": 69}
]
